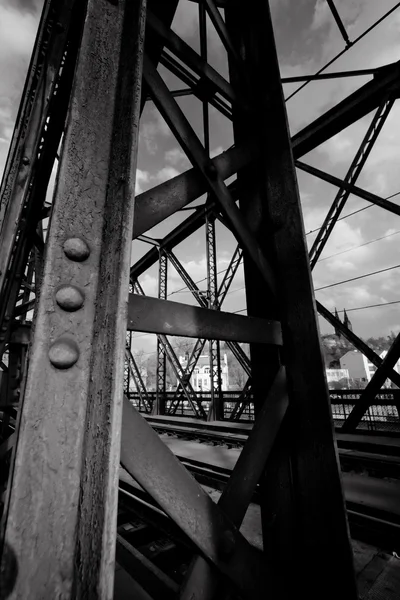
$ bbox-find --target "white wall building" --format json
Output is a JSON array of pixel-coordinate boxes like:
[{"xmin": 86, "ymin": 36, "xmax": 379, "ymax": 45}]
[
  {"xmin": 178, "ymin": 353, "xmax": 229, "ymax": 391},
  {"xmin": 326, "ymin": 368, "xmax": 349, "ymax": 385},
  {"xmin": 379, "ymin": 350, "xmax": 400, "ymax": 388},
  {"xmin": 339, "ymin": 350, "xmax": 375, "ymax": 383}
]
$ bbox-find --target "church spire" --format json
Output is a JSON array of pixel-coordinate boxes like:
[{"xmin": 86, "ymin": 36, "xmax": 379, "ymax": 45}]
[
  {"xmin": 334, "ymin": 307, "xmax": 342, "ymax": 338},
  {"xmin": 343, "ymin": 308, "xmax": 353, "ymax": 332}
]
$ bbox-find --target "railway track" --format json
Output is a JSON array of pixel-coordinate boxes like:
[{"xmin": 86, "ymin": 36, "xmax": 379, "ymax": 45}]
[
  {"xmin": 144, "ymin": 415, "xmax": 400, "ymax": 479},
  {"xmin": 115, "ymin": 415, "xmax": 400, "ymax": 597},
  {"xmin": 117, "ymin": 463, "xmax": 400, "ymax": 600}
]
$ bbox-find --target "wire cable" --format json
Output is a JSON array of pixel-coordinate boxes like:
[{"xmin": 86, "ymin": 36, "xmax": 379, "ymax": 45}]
[
  {"xmin": 337, "ymin": 299, "xmax": 400, "ymax": 313},
  {"xmin": 315, "ymin": 263, "xmax": 400, "ymax": 292},
  {"xmin": 285, "ymin": 3, "xmax": 400, "ymax": 101},
  {"xmin": 319, "ymin": 229, "xmax": 400, "ymax": 262},
  {"xmin": 305, "ymin": 190, "xmax": 400, "ymax": 236},
  {"xmin": 231, "ymin": 299, "xmax": 400, "ymax": 316}
]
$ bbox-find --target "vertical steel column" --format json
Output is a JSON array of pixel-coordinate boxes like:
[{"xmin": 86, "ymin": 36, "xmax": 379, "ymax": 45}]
[
  {"xmin": 124, "ymin": 330, "xmax": 132, "ymax": 395},
  {"xmin": 206, "ymin": 213, "xmax": 222, "ymax": 420},
  {"xmin": 225, "ymin": 2, "xmax": 357, "ymax": 598},
  {"xmin": 154, "ymin": 249, "xmax": 167, "ymax": 414},
  {"xmin": 0, "ymin": 1, "xmax": 147, "ymax": 596},
  {"xmin": 198, "ymin": 3, "xmax": 222, "ymax": 421}
]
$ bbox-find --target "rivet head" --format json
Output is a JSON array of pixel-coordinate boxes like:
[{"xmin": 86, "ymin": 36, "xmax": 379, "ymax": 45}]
[
  {"xmin": 49, "ymin": 337, "xmax": 79, "ymax": 369},
  {"xmin": 55, "ymin": 285, "xmax": 84, "ymax": 311},
  {"xmin": 22, "ymin": 156, "xmax": 30, "ymax": 166},
  {"xmin": 219, "ymin": 530, "xmax": 236, "ymax": 559},
  {"xmin": 63, "ymin": 238, "xmax": 90, "ymax": 262}
]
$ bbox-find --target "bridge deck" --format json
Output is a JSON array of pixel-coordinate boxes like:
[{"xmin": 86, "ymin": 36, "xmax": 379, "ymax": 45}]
[{"xmin": 115, "ymin": 430, "xmax": 400, "ymax": 599}]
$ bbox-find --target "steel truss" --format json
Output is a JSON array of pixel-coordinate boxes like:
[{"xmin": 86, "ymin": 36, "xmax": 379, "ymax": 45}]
[
  {"xmin": 1, "ymin": 0, "xmax": 400, "ymax": 596},
  {"xmin": 155, "ymin": 250, "xmax": 167, "ymax": 414}
]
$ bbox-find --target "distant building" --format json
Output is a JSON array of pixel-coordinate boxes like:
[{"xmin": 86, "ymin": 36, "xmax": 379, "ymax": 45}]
[
  {"xmin": 339, "ymin": 349, "xmax": 400, "ymax": 387},
  {"xmin": 326, "ymin": 368, "xmax": 349, "ymax": 385},
  {"xmin": 178, "ymin": 353, "xmax": 229, "ymax": 391},
  {"xmin": 379, "ymin": 349, "xmax": 400, "ymax": 388},
  {"xmin": 339, "ymin": 350, "xmax": 376, "ymax": 384}
]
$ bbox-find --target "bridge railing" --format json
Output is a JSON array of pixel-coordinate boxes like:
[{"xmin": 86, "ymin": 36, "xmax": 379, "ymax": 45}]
[{"xmin": 126, "ymin": 390, "xmax": 400, "ymax": 432}]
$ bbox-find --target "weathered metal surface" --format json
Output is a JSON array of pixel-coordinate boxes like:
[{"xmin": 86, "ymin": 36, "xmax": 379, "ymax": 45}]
[
  {"xmin": 225, "ymin": 1, "xmax": 357, "ymax": 599},
  {"xmin": 128, "ymin": 294, "xmax": 282, "ymax": 345},
  {"xmin": 120, "ymin": 396, "xmax": 268, "ymax": 599},
  {"xmin": 1, "ymin": 0, "xmax": 146, "ymax": 596}
]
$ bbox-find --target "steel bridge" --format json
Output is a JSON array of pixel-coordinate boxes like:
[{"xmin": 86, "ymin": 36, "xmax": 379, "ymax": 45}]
[{"xmin": 0, "ymin": 0, "xmax": 400, "ymax": 598}]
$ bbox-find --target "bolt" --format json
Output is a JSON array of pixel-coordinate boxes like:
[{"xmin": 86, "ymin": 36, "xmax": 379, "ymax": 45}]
[
  {"xmin": 48, "ymin": 336, "xmax": 79, "ymax": 369},
  {"xmin": 22, "ymin": 157, "xmax": 30, "ymax": 166},
  {"xmin": 63, "ymin": 237, "xmax": 90, "ymax": 262},
  {"xmin": 55, "ymin": 285, "xmax": 85, "ymax": 312}
]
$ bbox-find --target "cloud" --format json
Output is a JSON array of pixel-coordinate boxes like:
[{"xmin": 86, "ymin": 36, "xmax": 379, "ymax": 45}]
[
  {"xmin": 0, "ymin": 3, "xmax": 40, "ymax": 176},
  {"xmin": 153, "ymin": 166, "xmax": 180, "ymax": 184},
  {"xmin": 164, "ymin": 147, "xmax": 190, "ymax": 169},
  {"xmin": 135, "ymin": 169, "xmax": 150, "ymax": 194},
  {"xmin": 0, "ymin": 5, "xmax": 38, "ymax": 58},
  {"xmin": 139, "ymin": 107, "xmax": 170, "ymax": 155},
  {"xmin": 210, "ymin": 146, "xmax": 223, "ymax": 158},
  {"xmin": 311, "ymin": 0, "xmax": 363, "ymax": 32}
]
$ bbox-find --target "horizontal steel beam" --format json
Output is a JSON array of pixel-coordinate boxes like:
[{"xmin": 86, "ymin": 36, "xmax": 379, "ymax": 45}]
[
  {"xmin": 128, "ymin": 294, "xmax": 282, "ymax": 345},
  {"xmin": 132, "ymin": 144, "xmax": 251, "ymax": 239}
]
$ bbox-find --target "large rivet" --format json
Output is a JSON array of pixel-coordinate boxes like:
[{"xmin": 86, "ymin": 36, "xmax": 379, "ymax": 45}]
[
  {"xmin": 63, "ymin": 238, "xmax": 90, "ymax": 262},
  {"xmin": 55, "ymin": 285, "xmax": 85, "ymax": 312},
  {"xmin": 22, "ymin": 156, "xmax": 30, "ymax": 166},
  {"xmin": 49, "ymin": 337, "xmax": 79, "ymax": 369},
  {"xmin": 219, "ymin": 530, "xmax": 236, "ymax": 559}
]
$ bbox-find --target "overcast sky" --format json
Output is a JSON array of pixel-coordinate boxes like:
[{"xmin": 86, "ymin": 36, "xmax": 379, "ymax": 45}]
[{"xmin": 1, "ymin": 0, "xmax": 400, "ymax": 358}]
